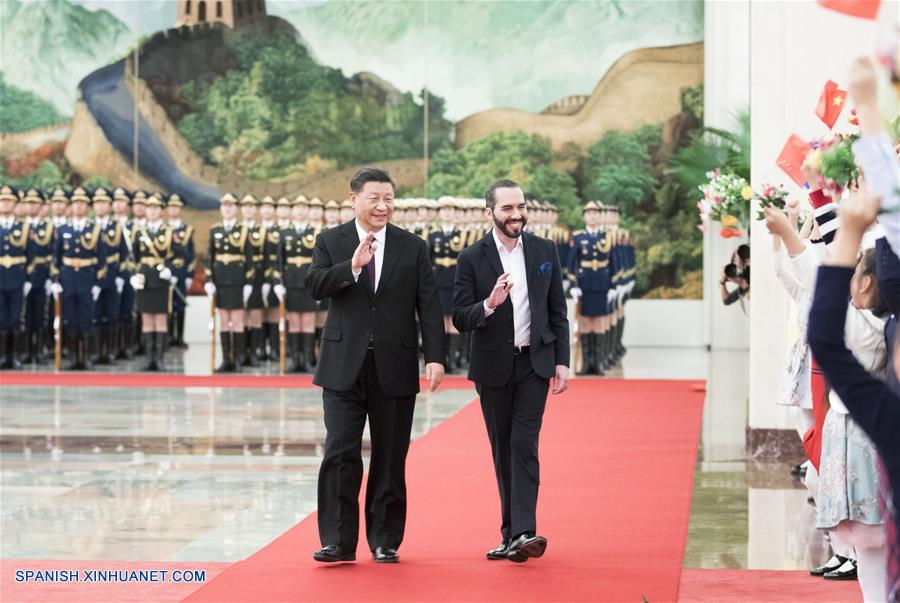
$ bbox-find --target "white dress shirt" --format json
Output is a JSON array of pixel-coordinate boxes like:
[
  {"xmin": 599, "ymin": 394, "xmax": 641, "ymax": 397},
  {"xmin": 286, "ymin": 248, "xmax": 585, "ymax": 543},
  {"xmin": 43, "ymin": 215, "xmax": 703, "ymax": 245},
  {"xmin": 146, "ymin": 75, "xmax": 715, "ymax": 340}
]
[
  {"xmin": 352, "ymin": 219, "xmax": 386, "ymax": 290},
  {"xmin": 0, "ymin": 216, "xmax": 15, "ymax": 230},
  {"xmin": 71, "ymin": 218, "xmax": 88, "ymax": 231},
  {"xmin": 484, "ymin": 229, "xmax": 531, "ymax": 347},
  {"xmin": 222, "ymin": 219, "xmax": 237, "ymax": 231}
]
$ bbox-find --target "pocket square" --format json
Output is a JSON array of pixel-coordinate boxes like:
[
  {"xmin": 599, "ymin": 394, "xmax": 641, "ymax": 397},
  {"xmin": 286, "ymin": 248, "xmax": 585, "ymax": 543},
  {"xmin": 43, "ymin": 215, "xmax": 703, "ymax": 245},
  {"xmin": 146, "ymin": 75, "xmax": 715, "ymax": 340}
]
[{"xmin": 538, "ymin": 261, "xmax": 552, "ymax": 274}]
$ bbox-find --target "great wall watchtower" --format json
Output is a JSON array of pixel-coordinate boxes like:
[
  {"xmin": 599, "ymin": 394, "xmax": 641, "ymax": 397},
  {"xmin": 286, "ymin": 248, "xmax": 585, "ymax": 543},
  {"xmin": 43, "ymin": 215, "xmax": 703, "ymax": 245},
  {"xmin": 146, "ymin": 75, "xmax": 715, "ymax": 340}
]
[{"xmin": 175, "ymin": 0, "xmax": 266, "ymax": 29}]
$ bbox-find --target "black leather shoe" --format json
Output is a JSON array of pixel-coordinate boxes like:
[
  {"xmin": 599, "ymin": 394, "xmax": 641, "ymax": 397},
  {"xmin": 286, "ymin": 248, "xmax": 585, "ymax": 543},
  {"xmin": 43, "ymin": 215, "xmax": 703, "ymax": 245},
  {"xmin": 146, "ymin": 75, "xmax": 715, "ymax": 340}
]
[
  {"xmin": 823, "ymin": 559, "xmax": 857, "ymax": 580},
  {"xmin": 811, "ymin": 554, "xmax": 846, "ymax": 576},
  {"xmin": 486, "ymin": 539, "xmax": 511, "ymax": 560},
  {"xmin": 372, "ymin": 547, "xmax": 399, "ymax": 563},
  {"xmin": 506, "ymin": 534, "xmax": 547, "ymax": 563},
  {"xmin": 313, "ymin": 544, "xmax": 355, "ymax": 563}
]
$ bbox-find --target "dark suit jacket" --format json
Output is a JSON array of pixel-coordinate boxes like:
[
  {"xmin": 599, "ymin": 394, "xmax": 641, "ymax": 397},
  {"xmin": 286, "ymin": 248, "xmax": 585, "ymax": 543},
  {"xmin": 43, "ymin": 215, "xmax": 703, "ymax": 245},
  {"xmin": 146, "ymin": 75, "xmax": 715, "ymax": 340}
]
[
  {"xmin": 304, "ymin": 220, "xmax": 444, "ymax": 397},
  {"xmin": 452, "ymin": 231, "xmax": 570, "ymax": 387}
]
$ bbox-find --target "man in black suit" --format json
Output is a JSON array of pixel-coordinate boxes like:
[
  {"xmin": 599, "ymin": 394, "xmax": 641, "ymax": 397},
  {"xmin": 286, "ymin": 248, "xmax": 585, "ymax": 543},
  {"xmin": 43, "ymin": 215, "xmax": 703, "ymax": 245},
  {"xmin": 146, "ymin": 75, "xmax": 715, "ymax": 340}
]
[
  {"xmin": 304, "ymin": 167, "xmax": 445, "ymax": 564},
  {"xmin": 453, "ymin": 179, "xmax": 570, "ymax": 563}
]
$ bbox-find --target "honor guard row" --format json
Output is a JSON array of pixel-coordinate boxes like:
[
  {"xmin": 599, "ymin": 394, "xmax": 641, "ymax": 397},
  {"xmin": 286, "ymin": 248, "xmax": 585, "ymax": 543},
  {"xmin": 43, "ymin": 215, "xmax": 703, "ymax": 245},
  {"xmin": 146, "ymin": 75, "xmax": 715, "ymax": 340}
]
[{"xmin": 0, "ymin": 184, "xmax": 194, "ymax": 371}]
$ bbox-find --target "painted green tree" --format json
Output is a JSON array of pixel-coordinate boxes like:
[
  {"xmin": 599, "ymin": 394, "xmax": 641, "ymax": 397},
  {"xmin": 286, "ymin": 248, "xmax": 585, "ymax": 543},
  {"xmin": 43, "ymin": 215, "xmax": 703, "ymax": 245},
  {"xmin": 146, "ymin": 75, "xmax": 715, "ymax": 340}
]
[
  {"xmin": 0, "ymin": 73, "xmax": 67, "ymax": 133},
  {"xmin": 177, "ymin": 35, "xmax": 452, "ymax": 180}
]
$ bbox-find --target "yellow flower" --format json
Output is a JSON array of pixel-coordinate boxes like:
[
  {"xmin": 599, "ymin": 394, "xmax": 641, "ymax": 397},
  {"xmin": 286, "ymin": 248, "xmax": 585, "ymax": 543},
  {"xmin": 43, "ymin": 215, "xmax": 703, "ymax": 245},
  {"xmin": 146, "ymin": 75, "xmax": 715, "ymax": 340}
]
[
  {"xmin": 741, "ymin": 185, "xmax": 753, "ymax": 201},
  {"xmin": 721, "ymin": 215, "xmax": 738, "ymax": 228}
]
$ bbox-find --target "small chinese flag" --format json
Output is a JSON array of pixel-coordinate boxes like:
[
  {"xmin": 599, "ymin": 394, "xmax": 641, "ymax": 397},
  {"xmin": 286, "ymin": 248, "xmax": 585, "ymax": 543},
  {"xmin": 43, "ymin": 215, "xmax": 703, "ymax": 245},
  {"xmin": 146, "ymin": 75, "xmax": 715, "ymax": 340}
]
[
  {"xmin": 816, "ymin": 0, "xmax": 881, "ymax": 19},
  {"xmin": 776, "ymin": 134, "xmax": 810, "ymax": 187},
  {"xmin": 815, "ymin": 80, "xmax": 848, "ymax": 129}
]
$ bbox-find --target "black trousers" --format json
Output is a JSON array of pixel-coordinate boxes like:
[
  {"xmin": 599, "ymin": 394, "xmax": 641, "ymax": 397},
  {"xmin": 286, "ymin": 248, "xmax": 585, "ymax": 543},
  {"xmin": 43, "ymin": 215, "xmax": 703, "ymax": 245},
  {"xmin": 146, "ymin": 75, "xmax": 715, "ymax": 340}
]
[
  {"xmin": 476, "ymin": 351, "xmax": 549, "ymax": 541},
  {"xmin": 318, "ymin": 349, "xmax": 416, "ymax": 552}
]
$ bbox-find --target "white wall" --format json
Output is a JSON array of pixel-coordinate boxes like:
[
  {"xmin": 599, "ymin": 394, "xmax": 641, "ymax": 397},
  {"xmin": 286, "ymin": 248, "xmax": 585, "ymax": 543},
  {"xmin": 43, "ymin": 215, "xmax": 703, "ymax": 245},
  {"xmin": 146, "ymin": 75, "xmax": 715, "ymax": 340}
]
[
  {"xmin": 623, "ymin": 299, "xmax": 706, "ymax": 348},
  {"xmin": 748, "ymin": 0, "xmax": 897, "ymax": 431},
  {"xmin": 704, "ymin": 0, "xmax": 751, "ymax": 351}
]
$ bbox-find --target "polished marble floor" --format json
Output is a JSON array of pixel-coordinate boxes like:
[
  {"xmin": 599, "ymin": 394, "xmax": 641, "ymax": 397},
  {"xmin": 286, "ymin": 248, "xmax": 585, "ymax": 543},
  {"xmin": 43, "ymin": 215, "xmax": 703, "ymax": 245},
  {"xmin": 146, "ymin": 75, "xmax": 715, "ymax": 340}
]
[{"xmin": 0, "ymin": 344, "xmax": 827, "ymax": 572}]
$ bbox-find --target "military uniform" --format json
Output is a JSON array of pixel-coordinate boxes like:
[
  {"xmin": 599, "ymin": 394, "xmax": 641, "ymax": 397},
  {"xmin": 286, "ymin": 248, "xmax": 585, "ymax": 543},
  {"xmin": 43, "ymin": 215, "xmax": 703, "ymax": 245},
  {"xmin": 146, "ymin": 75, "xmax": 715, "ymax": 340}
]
[
  {"xmin": 92, "ymin": 188, "xmax": 128, "ymax": 364},
  {"xmin": 567, "ymin": 228, "xmax": 611, "ymax": 316},
  {"xmin": 428, "ymin": 222, "xmax": 465, "ymax": 316},
  {"xmin": 112, "ymin": 188, "xmax": 137, "ymax": 359},
  {"xmin": 279, "ymin": 197, "xmax": 319, "ymax": 371},
  {"xmin": 0, "ymin": 186, "xmax": 34, "ymax": 368},
  {"xmin": 54, "ymin": 187, "xmax": 106, "ymax": 369},
  {"xmin": 207, "ymin": 193, "xmax": 254, "ymax": 372},
  {"xmin": 167, "ymin": 193, "xmax": 195, "ymax": 348},
  {"xmin": 22, "ymin": 189, "xmax": 54, "ymax": 364}
]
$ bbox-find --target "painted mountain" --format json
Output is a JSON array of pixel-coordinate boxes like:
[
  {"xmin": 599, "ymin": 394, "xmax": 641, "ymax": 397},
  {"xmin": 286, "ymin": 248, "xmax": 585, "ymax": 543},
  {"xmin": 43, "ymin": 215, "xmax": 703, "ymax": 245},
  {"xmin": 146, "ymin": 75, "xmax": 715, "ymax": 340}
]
[
  {"xmin": 0, "ymin": 0, "xmax": 136, "ymax": 117},
  {"xmin": 281, "ymin": 0, "xmax": 704, "ymax": 120}
]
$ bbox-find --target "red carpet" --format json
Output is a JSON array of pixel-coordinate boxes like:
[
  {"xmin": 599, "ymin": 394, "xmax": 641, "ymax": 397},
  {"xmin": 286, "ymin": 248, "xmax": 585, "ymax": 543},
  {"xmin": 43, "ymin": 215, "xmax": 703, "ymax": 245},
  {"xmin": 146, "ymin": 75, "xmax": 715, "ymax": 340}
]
[
  {"xmin": 678, "ymin": 568, "xmax": 862, "ymax": 602},
  {"xmin": 186, "ymin": 379, "xmax": 705, "ymax": 602},
  {"xmin": 0, "ymin": 372, "xmax": 473, "ymax": 390}
]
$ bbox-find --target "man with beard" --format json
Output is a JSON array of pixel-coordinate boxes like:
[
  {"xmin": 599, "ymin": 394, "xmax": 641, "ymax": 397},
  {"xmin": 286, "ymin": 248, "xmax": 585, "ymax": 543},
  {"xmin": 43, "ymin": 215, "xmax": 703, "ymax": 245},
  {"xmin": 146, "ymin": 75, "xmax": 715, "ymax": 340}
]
[
  {"xmin": 452, "ymin": 178, "xmax": 569, "ymax": 563},
  {"xmin": 305, "ymin": 167, "xmax": 445, "ymax": 564}
]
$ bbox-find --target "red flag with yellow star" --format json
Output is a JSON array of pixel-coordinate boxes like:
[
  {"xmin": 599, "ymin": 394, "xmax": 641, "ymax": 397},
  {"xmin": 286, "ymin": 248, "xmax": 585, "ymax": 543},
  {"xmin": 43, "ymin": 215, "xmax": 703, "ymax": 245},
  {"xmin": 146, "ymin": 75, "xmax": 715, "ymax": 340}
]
[
  {"xmin": 815, "ymin": 80, "xmax": 848, "ymax": 129},
  {"xmin": 776, "ymin": 134, "xmax": 810, "ymax": 187},
  {"xmin": 817, "ymin": 0, "xmax": 881, "ymax": 19}
]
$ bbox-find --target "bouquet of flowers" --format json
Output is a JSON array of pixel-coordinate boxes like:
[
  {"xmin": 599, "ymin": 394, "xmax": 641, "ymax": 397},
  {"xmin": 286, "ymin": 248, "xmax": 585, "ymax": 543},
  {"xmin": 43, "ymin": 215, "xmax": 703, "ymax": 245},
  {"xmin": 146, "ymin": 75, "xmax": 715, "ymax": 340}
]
[
  {"xmin": 697, "ymin": 169, "xmax": 751, "ymax": 238},
  {"xmin": 804, "ymin": 133, "xmax": 860, "ymax": 197},
  {"xmin": 753, "ymin": 183, "xmax": 789, "ymax": 221}
]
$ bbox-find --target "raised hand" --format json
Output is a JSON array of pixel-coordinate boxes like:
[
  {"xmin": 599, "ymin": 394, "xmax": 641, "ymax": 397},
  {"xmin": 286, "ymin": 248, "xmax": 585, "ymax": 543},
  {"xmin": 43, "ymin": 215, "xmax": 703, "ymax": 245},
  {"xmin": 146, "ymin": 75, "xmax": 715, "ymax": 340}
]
[
  {"xmin": 352, "ymin": 232, "xmax": 377, "ymax": 272},
  {"xmin": 486, "ymin": 272, "xmax": 513, "ymax": 310}
]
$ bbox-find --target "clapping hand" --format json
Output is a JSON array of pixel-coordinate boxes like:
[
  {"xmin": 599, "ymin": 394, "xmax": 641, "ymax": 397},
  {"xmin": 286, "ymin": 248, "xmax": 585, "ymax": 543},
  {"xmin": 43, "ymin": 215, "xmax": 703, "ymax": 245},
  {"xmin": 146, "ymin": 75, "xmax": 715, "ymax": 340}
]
[
  {"xmin": 763, "ymin": 205, "xmax": 793, "ymax": 237},
  {"xmin": 352, "ymin": 232, "xmax": 377, "ymax": 272},
  {"xmin": 486, "ymin": 272, "xmax": 513, "ymax": 310}
]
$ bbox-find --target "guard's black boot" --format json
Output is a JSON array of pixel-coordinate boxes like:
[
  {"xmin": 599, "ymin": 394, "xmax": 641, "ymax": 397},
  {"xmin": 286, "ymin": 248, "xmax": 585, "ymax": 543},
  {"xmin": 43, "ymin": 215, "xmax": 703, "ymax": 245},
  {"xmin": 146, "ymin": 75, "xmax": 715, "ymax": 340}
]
[
  {"xmin": 215, "ymin": 332, "xmax": 234, "ymax": 373},
  {"xmin": 142, "ymin": 334, "xmax": 157, "ymax": 371},
  {"xmin": 176, "ymin": 312, "xmax": 188, "ymax": 348},
  {"xmin": 66, "ymin": 335, "xmax": 80, "ymax": 370},
  {"xmin": 593, "ymin": 332, "xmax": 606, "ymax": 376},
  {"xmin": 577, "ymin": 334, "xmax": 594, "ymax": 375},
  {"xmin": 155, "ymin": 332, "xmax": 168, "ymax": 371},
  {"xmin": 247, "ymin": 327, "xmax": 263, "ymax": 367},
  {"xmin": 287, "ymin": 333, "xmax": 301, "ymax": 372},
  {"xmin": 267, "ymin": 323, "xmax": 280, "ymax": 361},
  {"xmin": 233, "ymin": 332, "xmax": 247, "ymax": 372},
  {"xmin": 301, "ymin": 333, "xmax": 315, "ymax": 372}
]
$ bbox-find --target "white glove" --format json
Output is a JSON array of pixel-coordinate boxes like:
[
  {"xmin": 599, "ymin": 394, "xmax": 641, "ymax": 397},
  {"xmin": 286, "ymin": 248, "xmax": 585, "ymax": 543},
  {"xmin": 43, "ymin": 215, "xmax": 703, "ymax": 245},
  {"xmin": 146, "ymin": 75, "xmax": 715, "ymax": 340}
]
[
  {"xmin": 159, "ymin": 267, "xmax": 172, "ymax": 281},
  {"xmin": 130, "ymin": 274, "xmax": 145, "ymax": 290},
  {"xmin": 570, "ymin": 287, "xmax": 582, "ymax": 299},
  {"xmin": 91, "ymin": 285, "xmax": 102, "ymax": 301},
  {"xmin": 204, "ymin": 282, "xmax": 216, "ymax": 297},
  {"xmin": 607, "ymin": 289, "xmax": 616, "ymax": 303},
  {"xmin": 562, "ymin": 280, "xmax": 572, "ymax": 293},
  {"xmin": 115, "ymin": 277, "xmax": 125, "ymax": 293},
  {"xmin": 185, "ymin": 278, "xmax": 193, "ymax": 291},
  {"xmin": 242, "ymin": 284, "xmax": 253, "ymax": 304},
  {"xmin": 23, "ymin": 282, "xmax": 32, "ymax": 298},
  {"xmin": 44, "ymin": 279, "xmax": 53, "ymax": 296},
  {"xmin": 274, "ymin": 284, "xmax": 286, "ymax": 301},
  {"xmin": 170, "ymin": 276, "xmax": 178, "ymax": 285},
  {"xmin": 50, "ymin": 282, "xmax": 63, "ymax": 298},
  {"xmin": 262, "ymin": 283, "xmax": 272, "ymax": 300}
]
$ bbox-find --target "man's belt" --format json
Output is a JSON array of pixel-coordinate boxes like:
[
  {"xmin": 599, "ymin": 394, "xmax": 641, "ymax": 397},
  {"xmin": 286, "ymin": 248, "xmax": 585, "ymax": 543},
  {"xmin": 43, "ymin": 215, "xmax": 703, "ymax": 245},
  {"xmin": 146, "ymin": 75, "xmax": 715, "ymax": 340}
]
[
  {"xmin": 140, "ymin": 257, "xmax": 164, "ymax": 266},
  {"xmin": 580, "ymin": 259, "xmax": 609, "ymax": 270},
  {"xmin": 106, "ymin": 253, "xmax": 120, "ymax": 264},
  {"xmin": 215, "ymin": 254, "xmax": 245, "ymax": 265},
  {"xmin": 32, "ymin": 255, "xmax": 53, "ymax": 266},
  {"xmin": 286, "ymin": 256, "xmax": 313, "ymax": 266},
  {"xmin": 171, "ymin": 258, "xmax": 185, "ymax": 267},
  {"xmin": 434, "ymin": 257, "xmax": 457, "ymax": 268},
  {"xmin": 62, "ymin": 257, "xmax": 97, "ymax": 270},
  {"xmin": 252, "ymin": 255, "xmax": 264, "ymax": 262},
  {"xmin": 0, "ymin": 255, "xmax": 26, "ymax": 269}
]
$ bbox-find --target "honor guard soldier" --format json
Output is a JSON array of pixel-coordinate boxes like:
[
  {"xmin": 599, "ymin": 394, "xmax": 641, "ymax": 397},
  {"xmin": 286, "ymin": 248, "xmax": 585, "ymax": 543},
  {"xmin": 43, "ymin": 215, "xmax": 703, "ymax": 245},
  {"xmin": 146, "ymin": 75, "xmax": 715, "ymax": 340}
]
[
  {"xmin": 45, "ymin": 188, "xmax": 69, "ymax": 353},
  {"xmin": 49, "ymin": 188, "xmax": 69, "ymax": 228},
  {"xmin": 205, "ymin": 193, "xmax": 254, "ymax": 372},
  {"xmin": 130, "ymin": 194, "xmax": 176, "ymax": 371},
  {"xmin": 339, "ymin": 199, "xmax": 354, "ymax": 224},
  {"xmin": 22, "ymin": 189, "xmax": 53, "ymax": 364},
  {"xmin": 567, "ymin": 201, "xmax": 612, "ymax": 376},
  {"xmin": 53, "ymin": 186, "xmax": 105, "ymax": 370},
  {"xmin": 275, "ymin": 195, "xmax": 292, "ymax": 230},
  {"xmin": 429, "ymin": 196, "xmax": 466, "ymax": 371},
  {"xmin": 278, "ymin": 195, "xmax": 318, "ymax": 371},
  {"xmin": 323, "ymin": 199, "xmax": 341, "ymax": 229},
  {"xmin": 316, "ymin": 199, "xmax": 340, "ymax": 346},
  {"xmin": 91, "ymin": 187, "xmax": 127, "ymax": 364},
  {"xmin": 111, "ymin": 188, "xmax": 137, "ymax": 358},
  {"xmin": 259, "ymin": 195, "xmax": 281, "ymax": 360},
  {"xmin": 130, "ymin": 191, "xmax": 149, "ymax": 354},
  {"xmin": 239, "ymin": 194, "xmax": 267, "ymax": 365},
  {"xmin": 0, "ymin": 186, "xmax": 35, "ymax": 369},
  {"xmin": 167, "ymin": 193, "xmax": 195, "ymax": 348}
]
